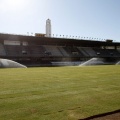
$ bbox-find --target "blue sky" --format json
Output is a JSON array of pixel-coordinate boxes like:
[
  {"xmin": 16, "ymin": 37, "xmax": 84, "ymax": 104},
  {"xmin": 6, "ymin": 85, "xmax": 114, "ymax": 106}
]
[{"xmin": 0, "ymin": 0, "xmax": 120, "ymax": 41}]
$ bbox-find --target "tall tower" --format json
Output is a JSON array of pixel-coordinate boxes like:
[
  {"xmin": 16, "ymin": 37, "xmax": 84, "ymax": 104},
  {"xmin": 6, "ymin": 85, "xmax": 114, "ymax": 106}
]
[{"xmin": 46, "ymin": 19, "xmax": 51, "ymax": 37}]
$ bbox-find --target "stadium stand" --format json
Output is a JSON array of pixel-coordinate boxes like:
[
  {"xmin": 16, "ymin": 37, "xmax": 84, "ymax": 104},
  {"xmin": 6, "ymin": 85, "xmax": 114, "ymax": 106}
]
[
  {"xmin": 0, "ymin": 43, "xmax": 6, "ymax": 56},
  {"xmin": 57, "ymin": 46, "xmax": 70, "ymax": 57},
  {"xmin": 0, "ymin": 33, "xmax": 120, "ymax": 66},
  {"xmin": 77, "ymin": 47, "xmax": 90, "ymax": 57},
  {"xmin": 44, "ymin": 45, "xmax": 63, "ymax": 57},
  {"xmin": 107, "ymin": 49, "xmax": 120, "ymax": 57},
  {"xmin": 28, "ymin": 45, "xmax": 45, "ymax": 56},
  {"xmin": 93, "ymin": 48, "xmax": 110, "ymax": 57},
  {"xmin": 62, "ymin": 46, "xmax": 81, "ymax": 57},
  {"xmin": 83, "ymin": 47, "xmax": 97, "ymax": 57},
  {"xmin": 5, "ymin": 45, "xmax": 22, "ymax": 56}
]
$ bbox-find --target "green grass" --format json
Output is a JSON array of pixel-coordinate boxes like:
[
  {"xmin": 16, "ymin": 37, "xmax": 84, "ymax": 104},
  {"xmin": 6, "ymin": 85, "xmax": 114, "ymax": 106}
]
[{"xmin": 0, "ymin": 65, "xmax": 120, "ymax": 120}]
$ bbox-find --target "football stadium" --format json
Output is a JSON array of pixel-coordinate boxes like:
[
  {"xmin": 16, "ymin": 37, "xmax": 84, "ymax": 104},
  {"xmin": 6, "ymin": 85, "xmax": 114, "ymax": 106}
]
[{"xmin": 0, "ymin": 19, "xmax": 120, "ymax": 120}]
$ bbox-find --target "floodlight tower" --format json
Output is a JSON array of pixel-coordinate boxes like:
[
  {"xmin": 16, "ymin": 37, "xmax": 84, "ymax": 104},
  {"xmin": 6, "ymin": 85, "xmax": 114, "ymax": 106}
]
[{"xmin": 46, "ymin": 19, "xmax": 51, "ymax": 37}]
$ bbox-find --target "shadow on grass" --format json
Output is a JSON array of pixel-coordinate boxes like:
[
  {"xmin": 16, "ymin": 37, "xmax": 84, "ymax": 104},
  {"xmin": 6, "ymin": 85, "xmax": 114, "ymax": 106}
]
[{"xmin": 79, "ymin": 109, "xmax": 120, "ymax": 120}]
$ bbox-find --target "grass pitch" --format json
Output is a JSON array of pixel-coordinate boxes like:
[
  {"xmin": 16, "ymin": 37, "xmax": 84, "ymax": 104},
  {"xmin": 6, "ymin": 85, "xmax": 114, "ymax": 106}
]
[{"xmin": 0, "ymin": 66, "xmax": 120, "ymax": 120}]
